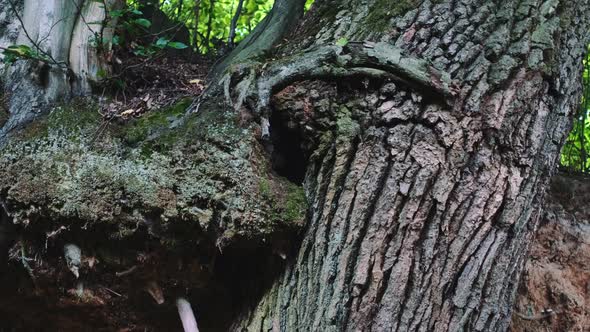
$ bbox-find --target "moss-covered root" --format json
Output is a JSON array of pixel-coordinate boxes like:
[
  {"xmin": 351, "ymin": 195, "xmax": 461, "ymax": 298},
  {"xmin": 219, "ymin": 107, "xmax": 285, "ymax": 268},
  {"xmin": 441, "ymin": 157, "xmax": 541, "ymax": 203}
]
[{"xmin": 0, "ymin": 98, "xmax": 307, "ymax": 251}]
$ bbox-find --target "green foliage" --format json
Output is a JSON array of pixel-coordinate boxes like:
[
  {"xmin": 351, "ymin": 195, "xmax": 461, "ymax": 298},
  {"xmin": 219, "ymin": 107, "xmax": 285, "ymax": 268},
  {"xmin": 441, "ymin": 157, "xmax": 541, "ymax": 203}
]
[
  {"xmin": 1, "ymin": 44, "xmax": 50, "ymax": 66},
  {"xmin": 129, "ymin": 0, "xmax": 315, "ymax": 52},
  {"xmin": 2, "ymin": 0, "xmax": 316, "ymax": 67},
  {"xmin": 110, "ymin": 5, "xmax": 190, "ymax": 57},
  {"xmin": 335, "ymin": 37, "xmax": 349, "ymax": 47},
  {"xmin": 155, "ymin": 0, "xmax": 273, "ymax": 50},
  {"xmin": 561, "ymin": 45, "xmax": 590, "ymax": 172}
]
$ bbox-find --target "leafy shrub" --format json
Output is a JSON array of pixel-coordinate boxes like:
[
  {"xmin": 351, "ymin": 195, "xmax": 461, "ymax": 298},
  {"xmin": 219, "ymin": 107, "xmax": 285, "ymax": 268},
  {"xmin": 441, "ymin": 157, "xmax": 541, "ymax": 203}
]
[{"xmin": 561, "ymin": 45, "xmax": 590, "ymax": 173}]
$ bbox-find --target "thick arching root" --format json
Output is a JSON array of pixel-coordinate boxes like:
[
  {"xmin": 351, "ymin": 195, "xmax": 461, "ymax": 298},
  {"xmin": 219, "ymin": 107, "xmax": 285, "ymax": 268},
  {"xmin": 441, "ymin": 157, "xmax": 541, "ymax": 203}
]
[{"xmin": 192, "ymin": 41, "xmax": 459, "ymax": 140}]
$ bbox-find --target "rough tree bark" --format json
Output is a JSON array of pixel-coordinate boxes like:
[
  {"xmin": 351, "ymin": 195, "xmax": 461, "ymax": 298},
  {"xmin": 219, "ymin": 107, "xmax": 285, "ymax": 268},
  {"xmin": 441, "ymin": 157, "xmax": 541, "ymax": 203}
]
[
  {"xmin": 0, "ymin": 0, "xmax": 589, "ymax": 331},
  {"xmin": 225, "ymin": 0, "xmax": 590, "ymax": 331}
]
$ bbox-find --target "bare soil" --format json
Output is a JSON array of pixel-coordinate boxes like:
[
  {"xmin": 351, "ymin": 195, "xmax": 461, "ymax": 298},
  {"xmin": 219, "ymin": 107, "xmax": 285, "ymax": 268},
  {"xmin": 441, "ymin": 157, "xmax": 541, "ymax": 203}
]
[{"xmin": 511, "ymin": 174, "xmax": 590, "ymax": 332}]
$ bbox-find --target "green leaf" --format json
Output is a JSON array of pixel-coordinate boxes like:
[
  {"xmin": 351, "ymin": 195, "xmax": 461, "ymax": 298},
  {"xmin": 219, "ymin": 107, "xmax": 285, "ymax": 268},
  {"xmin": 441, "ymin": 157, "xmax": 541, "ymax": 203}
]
[
  {"xmin": 134, "ymin": 18, "xmax": 152, "ymax": 28},
  {"xmin": 167, "ymin": 41, "xmax": 189, "ymax": 50},
  {"xmin": 336, "ymin": 37, "xmax": 349, "ymax": 47},
  {"xmin": 96, "ymin": 68, "xmax": 108, "ymax": 79},
  {"xmin": 109, "ymin": 9, "xmax": 125, "ymax": 18},
  {"xmin": 156, "ymin": 37, "xmax": 170, "ymax": 48}
]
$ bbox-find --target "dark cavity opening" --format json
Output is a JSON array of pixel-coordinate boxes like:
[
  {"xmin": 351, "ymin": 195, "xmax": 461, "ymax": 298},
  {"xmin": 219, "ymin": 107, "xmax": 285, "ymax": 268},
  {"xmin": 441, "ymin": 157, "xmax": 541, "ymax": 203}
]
[{"xmin": 269, "ymin": 110, "xmax": 307, "ymax": 185}]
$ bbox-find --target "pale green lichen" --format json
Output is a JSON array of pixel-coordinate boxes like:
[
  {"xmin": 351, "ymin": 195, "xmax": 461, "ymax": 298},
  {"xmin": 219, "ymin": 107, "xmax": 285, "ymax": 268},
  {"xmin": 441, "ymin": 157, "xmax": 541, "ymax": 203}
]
[
  {"xmin": 336, "ymin": 106, "xmax": 360, "ymax": 139},
  {"xmin": 530, "ymin": 17, "xmax": 560, "ymax": 50},
  {"xmin": 488, "ymin": 55, "xmax": 519, "ymax": 86},
  {"xmin": 365, "ymin": 0, "xmax": 420, "ymax": 32},
  {"xmin": 0, "ymin": 98, "xmax": 305, "ymax": 248}
]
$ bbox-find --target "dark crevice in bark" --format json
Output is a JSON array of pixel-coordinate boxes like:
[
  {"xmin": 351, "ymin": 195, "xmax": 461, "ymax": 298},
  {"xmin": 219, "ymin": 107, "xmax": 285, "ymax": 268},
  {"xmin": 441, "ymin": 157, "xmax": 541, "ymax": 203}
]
[
  {"xmin": 301, "ymin": 147, "xmax": 338, "ymax": 259},
  {"xmin": 268, "ymin": 110, "xmax": 308, "ymax": 185},
  {"xmin": 440, "ymin": 193, "xmax": 481, "ymax": 298}
]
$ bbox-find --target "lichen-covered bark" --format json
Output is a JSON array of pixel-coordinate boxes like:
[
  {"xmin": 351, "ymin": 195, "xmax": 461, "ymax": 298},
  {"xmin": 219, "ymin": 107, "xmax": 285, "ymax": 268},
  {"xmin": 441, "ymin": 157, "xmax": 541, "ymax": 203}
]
[
  {"xmin": 231, "ymin": 0, "xmax": 590, "ymax": 331},
  {"xmin": 0, "ymin": 97, "xmax": 307, "ymax": 330},
  {"xmin": 0, "ymin": 99, "xmax": 306, "ymax": 248}
]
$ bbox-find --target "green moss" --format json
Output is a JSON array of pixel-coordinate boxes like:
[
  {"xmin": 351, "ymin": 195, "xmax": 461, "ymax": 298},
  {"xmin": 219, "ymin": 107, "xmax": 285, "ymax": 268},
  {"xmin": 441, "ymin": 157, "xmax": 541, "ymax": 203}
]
[
  {"xmin": 17, "ymin": 119, "xmax": 49, "ymax": 140},
  {"xmin": 365, "ymin": 0, "xmax": 420, "ymax": 32},
  {"xmin": 47, "ymin": 100, "xmax": 102, "ymax": 131},
  {"xmin": 122, "ymin": 98, "xmax": 191, "ymax": 145},
  {"xmin": 14, "ymin": 99, "xmax": 101, "ymax": 140},
  {"xmin": 119, "ymin": 98, "xmax": 247, "ymax": 158},
  {"xmin": 259, "ymin": 178, "xmax": 272, "ymax": 198},
  {"xmin": 0, "ymin": 96, "xmax": 303, "ymax": 249},
  {"xmin": 282, "ymin": 183, "xmax": 307, "ymax": 223},
  {"xmin": 259, "ymin": 176, "xmax": 308, "ymax": 224}
]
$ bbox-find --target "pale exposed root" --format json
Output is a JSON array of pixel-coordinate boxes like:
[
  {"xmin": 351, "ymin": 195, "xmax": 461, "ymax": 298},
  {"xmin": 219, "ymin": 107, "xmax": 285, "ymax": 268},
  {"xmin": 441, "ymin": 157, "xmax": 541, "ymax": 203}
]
[
  {"xmin": 20, "ymin": 243, "xmax": 37, "ymax": 287},
  {"xmin": 223, "ymin": 73, "xmax": 232, "ymax": 106},
  {"xmin": 187, "ymin": 62, "xmax": 258, "ymax": 114},
  {"xmin": 144, "ymin": 280, "xmax": 165, "ymax": 305},
  {"xmin": 177, "ymin": 297, "xmax": 200, "ymax": 332},
  {"xmin": 234, "ymin": 68, "xmax": 258, "ymax": 111},
  {"xmin": 261, "ymin": 117, "xmax": 271, "ymax": 140}
]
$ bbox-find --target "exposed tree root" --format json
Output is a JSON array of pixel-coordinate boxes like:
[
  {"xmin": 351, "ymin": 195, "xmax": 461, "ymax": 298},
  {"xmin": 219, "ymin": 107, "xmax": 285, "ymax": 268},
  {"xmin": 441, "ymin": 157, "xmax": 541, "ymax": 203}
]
[
  {"xmin": 192, "ymin": 41, "xmax": 459, "ymax": 139},
  {"xmin": 176, "ymin": 297, "xmax": 200, "ymax": 332}
]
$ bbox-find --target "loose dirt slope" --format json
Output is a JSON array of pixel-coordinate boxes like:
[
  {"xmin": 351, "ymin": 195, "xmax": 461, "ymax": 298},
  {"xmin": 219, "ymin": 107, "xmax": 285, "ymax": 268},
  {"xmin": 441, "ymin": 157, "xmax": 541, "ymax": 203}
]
[{"xmin": 511, "ymin": 174, "xmax": 590, "ymax": 332}]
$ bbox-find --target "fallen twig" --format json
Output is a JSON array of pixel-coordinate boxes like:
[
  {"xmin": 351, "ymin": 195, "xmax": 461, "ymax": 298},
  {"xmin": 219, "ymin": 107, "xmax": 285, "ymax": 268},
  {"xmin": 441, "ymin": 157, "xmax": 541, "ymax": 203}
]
[
  {"xmin": 514, "ymin": 309, "xmax": 558, "ymax": 321},
  {"xmin": 101, "ymin": 286, "xmax": 123, "ymax": 297}
]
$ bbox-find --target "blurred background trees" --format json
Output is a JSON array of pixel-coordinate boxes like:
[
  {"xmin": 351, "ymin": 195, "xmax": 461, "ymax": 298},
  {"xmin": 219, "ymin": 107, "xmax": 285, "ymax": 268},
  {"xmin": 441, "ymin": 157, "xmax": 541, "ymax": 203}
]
[
  {"xmin": 127, "ymin": 0, "xmax": 314, "ymax": 53},
  {"xmin": 561, "ymin": 45, "xmax": 590, "ymax": 173}
]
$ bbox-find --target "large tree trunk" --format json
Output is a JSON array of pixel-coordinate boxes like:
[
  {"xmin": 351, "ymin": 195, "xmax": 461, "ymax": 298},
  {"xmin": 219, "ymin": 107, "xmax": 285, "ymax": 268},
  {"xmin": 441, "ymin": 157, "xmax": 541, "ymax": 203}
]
[
  {"xmin": 0, "ymin": 0, "xmax": 589, "ymax": 331},
  {"xmin": 227, "ymin": 0, "xmax": 590, "ymax": 331}
]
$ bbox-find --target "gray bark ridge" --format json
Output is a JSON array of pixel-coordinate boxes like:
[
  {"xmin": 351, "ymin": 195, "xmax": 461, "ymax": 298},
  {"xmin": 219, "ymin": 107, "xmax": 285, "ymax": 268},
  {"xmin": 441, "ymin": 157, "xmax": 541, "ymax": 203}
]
[{"xmin": 230, "ymin": 0, "xmax": 590, "ymax": 331}]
